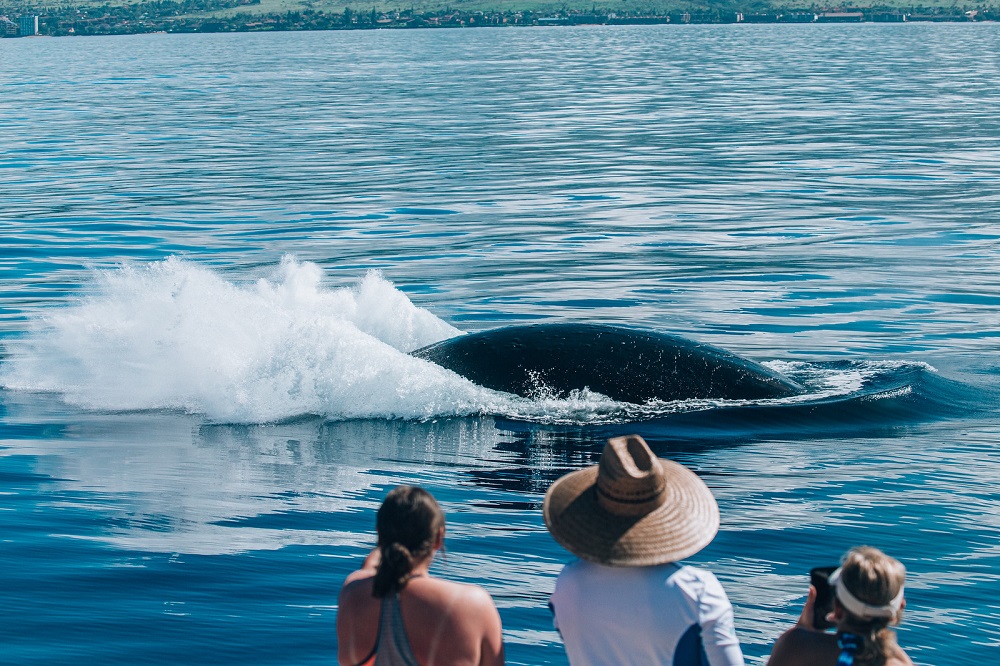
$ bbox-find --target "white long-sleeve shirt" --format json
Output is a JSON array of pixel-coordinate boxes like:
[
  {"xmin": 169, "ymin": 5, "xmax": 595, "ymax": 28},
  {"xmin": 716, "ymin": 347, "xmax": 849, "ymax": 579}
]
[{"xmin": 550, "ymin": 559, "xmax": 745, "ymax": 666}]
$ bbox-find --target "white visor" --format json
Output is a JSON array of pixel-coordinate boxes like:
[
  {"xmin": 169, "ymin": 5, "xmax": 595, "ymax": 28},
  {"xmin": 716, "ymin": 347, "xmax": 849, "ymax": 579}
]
[{"xmin": 830, "ymin": 567, "xmax": 904, "ymax": 620}]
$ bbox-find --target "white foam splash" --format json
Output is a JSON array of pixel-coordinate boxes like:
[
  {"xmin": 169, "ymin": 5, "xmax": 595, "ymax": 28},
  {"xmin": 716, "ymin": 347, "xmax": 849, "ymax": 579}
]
[
  {"xmin": 0, "ymin": 257, "xmax": 503, "ymax": 422},
  {"xmin": 765, "ymin": 360, "xmax": 867, "ymax": 398},
  {"xmin": 0, "ymin": 256, "xmax": 653, "ymax": 424},
  {"xmin": 1, "ymin": 258, "xmax": 930, "ymax": 425},
  {"xmin": 765, "ymin": 359, "xmax": 935, "ymax": 404}
]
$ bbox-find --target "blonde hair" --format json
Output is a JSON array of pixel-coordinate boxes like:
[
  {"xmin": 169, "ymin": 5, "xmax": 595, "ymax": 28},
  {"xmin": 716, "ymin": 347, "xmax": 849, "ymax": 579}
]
[{"xmin": 837, "ymin": 546, "xmax": 907, "ymax": 666}]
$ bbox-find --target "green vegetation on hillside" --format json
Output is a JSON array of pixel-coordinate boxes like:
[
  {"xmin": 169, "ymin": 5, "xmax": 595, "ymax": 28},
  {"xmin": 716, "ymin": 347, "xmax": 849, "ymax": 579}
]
[{"xmin": 1, "ymin": 0, "xmax": 994, "ymax": 36}]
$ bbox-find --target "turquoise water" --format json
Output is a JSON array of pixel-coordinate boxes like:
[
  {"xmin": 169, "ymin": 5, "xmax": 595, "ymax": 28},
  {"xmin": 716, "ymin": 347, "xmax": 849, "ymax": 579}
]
[{"xmin": 1, "ymin": 24, "xmax": 999, "ymax": 664}]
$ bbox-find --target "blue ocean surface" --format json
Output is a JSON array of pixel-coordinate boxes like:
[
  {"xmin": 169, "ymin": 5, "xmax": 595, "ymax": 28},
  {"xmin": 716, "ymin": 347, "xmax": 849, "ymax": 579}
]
[{"xmin": 1, "ymin": 23, "xmax": 999, "ymax": 665}]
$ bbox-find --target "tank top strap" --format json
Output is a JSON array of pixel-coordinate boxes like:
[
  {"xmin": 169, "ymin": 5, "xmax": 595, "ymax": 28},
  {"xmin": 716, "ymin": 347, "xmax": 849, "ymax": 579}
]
[
  {"xmin": 837, "ymin": 631, "xmax": 863, "ymax": 666},
  {"xmin": 372, "ymin": 591, "xmax": 420, "ymax": 666}
]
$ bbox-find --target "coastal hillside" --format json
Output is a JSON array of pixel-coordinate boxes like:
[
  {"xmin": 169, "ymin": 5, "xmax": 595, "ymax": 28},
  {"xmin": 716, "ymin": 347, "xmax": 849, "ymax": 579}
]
[{"xmin": 1, "ymin": 0, "xmax": 994, "ymax": 36}]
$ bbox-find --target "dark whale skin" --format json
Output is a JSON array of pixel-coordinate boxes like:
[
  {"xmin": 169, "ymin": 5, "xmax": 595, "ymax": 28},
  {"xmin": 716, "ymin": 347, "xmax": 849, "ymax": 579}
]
[{"xmin": 412, "ymin": 323, "xmax": 803, "ymax": 403}]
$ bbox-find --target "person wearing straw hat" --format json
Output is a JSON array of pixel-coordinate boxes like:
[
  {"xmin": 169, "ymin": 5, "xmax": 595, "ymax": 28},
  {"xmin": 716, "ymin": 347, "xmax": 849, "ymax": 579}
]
[
  {"xmin": 767, "ymin": 546, "xmax": 912, "ymax": 666},
  {"xmin": 544, "ymin": 434, "xmax": 745, "ymax": 665}
]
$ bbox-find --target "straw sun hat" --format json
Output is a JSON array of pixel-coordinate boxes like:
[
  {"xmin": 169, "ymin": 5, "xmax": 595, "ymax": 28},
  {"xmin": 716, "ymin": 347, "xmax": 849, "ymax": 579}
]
[{"xmin": 543, "ymin": 435, "xmax": 720, "ymax": 567}]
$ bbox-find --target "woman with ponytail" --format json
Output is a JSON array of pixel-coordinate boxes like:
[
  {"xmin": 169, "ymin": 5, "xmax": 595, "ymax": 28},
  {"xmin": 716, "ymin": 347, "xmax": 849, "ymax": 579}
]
[
  {"xmin": 768, "ymin": 546, "xmax": 913, "ymax": 666},
  {"xmin": 337, "ymin": 486, "xmax": 505, "ymax": 666}
]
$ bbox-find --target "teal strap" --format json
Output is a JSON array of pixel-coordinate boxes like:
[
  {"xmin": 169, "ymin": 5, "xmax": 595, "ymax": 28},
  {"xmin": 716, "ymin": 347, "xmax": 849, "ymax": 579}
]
[{"xmin": 837, "ymin": 631, "xmax": 862, "ymax": 666}]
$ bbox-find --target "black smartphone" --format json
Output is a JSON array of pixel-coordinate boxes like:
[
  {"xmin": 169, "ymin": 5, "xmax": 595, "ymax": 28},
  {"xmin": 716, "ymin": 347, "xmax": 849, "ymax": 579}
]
[{"xmin": 810, "ymin": 566, "xmax": 839, "ymax": 630}]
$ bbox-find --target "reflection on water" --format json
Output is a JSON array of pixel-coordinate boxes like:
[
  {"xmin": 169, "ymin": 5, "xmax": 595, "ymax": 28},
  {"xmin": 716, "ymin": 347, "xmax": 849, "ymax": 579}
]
[
  {"xmin": 4, "ymin": 395, "xmax": 515, "ymax": 554},
  {"xmin": 3, "ymin": 387, "xmax": 1000, "ymax": 663}
]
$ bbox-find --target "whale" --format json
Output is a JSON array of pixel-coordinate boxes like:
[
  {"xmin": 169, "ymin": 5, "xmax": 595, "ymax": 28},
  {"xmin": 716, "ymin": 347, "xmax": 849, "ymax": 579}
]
[{"xmin": 412, "ymin": 323, "xmax": 803, "ymax": 403}]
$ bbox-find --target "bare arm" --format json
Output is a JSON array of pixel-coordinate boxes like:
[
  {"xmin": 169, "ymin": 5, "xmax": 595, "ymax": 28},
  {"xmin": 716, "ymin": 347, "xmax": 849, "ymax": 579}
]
[
  {"xmin": 767, "ymin": 585, "xmax": 829, "ymax": 666},
  {"xmin": 337, "ymin": 549, "xmax": 381, "ymax": 665},
  {"xmin": 361, "ymin": 547, "xmax": 380, "ymax": 572},
  {"xmin": 477, "ymin": 589, "xmax": 505, "ymax": 666},
  {"xmin": 336, "ymin": 581, "xmax": 365, "ymax": 665},
  {"xmin": 343, "ymin": 548, "xmax": 380, "ymax": 586}
]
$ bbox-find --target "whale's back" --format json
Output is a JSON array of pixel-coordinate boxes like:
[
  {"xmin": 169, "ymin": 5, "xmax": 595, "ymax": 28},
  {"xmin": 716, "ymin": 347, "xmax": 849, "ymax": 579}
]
[{"xmin": 412, "ymin": 323, "xmax": 802, "ymax": 403}]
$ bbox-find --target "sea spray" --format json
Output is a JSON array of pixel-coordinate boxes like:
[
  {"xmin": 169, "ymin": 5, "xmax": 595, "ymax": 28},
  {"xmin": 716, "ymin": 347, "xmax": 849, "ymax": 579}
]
[{"xmin": 0, "ymin": 257, "xmax": 495, "ymax": 422}]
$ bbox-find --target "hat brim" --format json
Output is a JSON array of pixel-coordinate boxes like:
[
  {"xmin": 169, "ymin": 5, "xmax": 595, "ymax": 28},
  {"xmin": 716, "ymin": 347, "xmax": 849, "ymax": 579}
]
[{"xmin": 543, "ymin": 460, "xmax": 720, "ymax": 566}]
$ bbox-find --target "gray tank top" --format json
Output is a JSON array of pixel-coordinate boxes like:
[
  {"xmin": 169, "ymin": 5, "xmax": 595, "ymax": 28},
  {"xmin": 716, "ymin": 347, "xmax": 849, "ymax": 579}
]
[{"xmin": 373, "ymin": 592, "xmax": 420, "ymax": 666}]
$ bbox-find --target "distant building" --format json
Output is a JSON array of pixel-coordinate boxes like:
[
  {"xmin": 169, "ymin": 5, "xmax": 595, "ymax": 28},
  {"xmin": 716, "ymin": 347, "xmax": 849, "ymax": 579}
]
[
  {"xmin": 779, "ymin": 12, "xmax": 817, "ymax": 23},
  {"xmin": 18, "ymin": 15, "xmax": 38, "ymax": 36},
  {"xmin": 741, "ymin": 13, "xmax": 781, "ymax": 22},
  {"xmin": 1, "ymin": 16, "xmax": 18, "ymax": 37},
  {"xmin": 907, "ymin": 13, "xmax": 956, "ymax": 22},
  {"xmin": 816, "ymin": 11, "xmax": 864, "ymax": 22},
  {"xmin": 870, "ymin": 12, "xmax": 906, "ymax": 22},
  {"xmin": 568, "ymin": 14, "xmax": 608, "ymax": 25}
]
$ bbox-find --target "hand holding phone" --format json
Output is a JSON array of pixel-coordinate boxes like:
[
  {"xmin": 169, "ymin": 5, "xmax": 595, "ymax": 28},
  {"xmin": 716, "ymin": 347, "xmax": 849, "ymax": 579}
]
[{"xmin": 809, "ymin": 566, "xmax": 838, "ymax": 630}]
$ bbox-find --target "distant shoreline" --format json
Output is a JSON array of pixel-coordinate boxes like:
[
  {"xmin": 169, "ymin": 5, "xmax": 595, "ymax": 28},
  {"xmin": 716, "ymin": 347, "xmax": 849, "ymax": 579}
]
[{"xmin": 2, "ymin": 5, "xmax": 996, "ymax": 39}]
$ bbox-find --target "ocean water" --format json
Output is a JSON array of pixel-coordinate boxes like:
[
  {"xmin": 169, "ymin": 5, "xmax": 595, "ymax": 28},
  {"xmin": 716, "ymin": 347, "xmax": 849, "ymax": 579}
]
[{"xmin": 1, "ymin": 23, "xmax": 999, "ymax": 665}]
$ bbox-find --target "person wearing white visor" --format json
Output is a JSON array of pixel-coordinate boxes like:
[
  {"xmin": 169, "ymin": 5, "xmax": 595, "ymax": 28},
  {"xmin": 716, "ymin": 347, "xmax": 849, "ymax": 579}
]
[{"xmin": 768, "ymin": 546, "xmax": 913, "ymax": 666}]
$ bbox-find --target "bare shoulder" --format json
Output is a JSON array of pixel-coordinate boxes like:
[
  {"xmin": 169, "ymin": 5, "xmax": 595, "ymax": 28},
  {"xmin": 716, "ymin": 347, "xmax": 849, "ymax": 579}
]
[
  {"xmin": 340, "ymin": 549, "xmax": 380, "ymax": 593},
  {"xmin": 768, "ymin": 627, "xmax": 837, "ymax": 666},
  {"xmin": 339, "ymin": 570, "xmax": 375, "ymax": 603},
  {"xmin": 454, "ymin": 580, "xmax": 497, "ymax": 606},
  {"xmin": 886, "ymin": 647, "xmax": 915, "ymax": 666},
  {"xmin": 417, "ymin": 577, "xmax": 497, "ymax": 612},
  {"xmin": 397, "ymin": 577, "xmax": 504, "ymax": 665}
]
